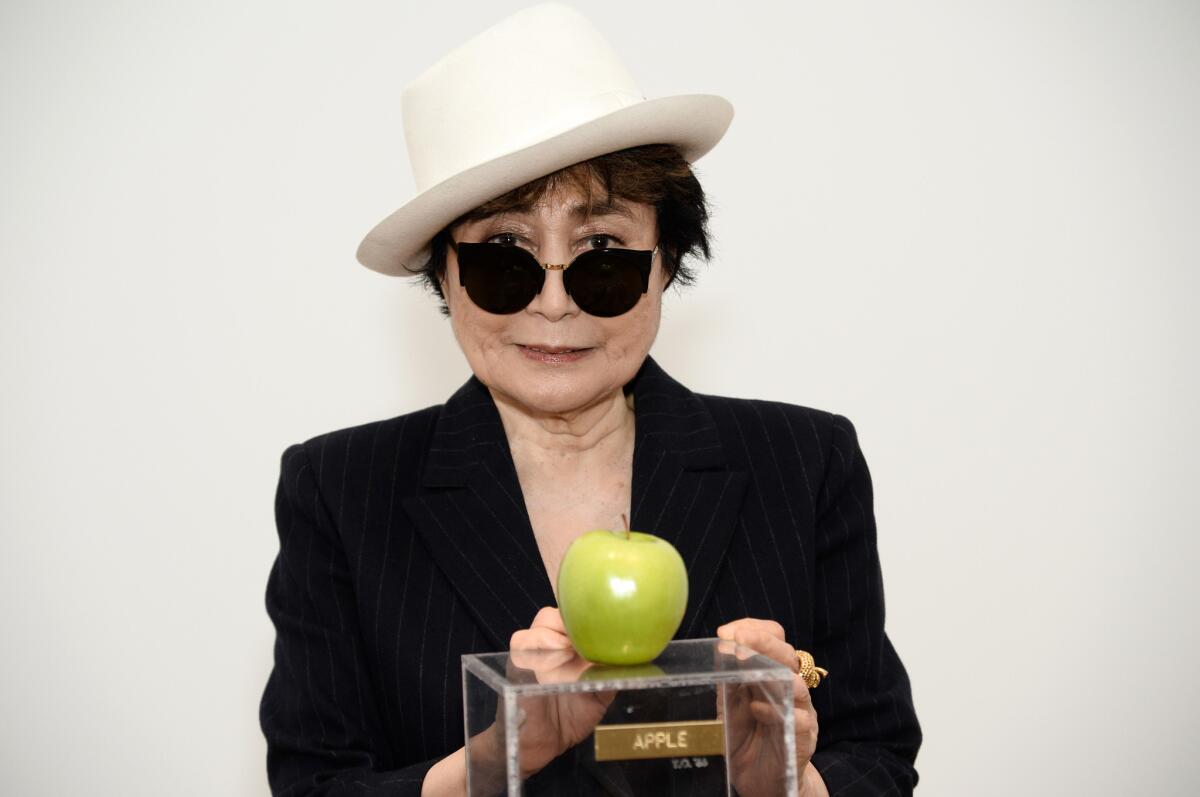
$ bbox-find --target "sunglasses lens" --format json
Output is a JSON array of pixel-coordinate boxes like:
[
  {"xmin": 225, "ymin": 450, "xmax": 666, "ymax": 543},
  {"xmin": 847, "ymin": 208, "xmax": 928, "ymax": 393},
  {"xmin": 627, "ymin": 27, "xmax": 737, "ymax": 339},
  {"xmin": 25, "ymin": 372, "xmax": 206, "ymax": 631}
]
[
  {"xmin": 457, "ymin": 243, "xmax": 543, "ymax": 314},
  {"xmin": 565, "ymin": 250, "xmax": 651, "ymax": 317}
]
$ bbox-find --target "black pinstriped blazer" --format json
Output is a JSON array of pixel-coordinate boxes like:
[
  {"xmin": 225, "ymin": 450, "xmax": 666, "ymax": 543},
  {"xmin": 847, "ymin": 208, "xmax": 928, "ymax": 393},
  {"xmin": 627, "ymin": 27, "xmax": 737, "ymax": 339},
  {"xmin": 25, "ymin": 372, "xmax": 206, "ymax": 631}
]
[{"xmin": 260, "ymin": 355, "xmax": 921, "ymax": 795}]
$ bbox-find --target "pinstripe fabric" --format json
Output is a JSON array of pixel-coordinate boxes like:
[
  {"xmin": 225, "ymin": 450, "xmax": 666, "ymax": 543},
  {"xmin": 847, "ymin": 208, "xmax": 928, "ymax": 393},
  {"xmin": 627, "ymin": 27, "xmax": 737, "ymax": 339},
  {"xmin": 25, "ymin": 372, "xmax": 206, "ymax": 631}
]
[{"xmin": 260, "ymin": 356, "xmax": 921, "ymax": 795}]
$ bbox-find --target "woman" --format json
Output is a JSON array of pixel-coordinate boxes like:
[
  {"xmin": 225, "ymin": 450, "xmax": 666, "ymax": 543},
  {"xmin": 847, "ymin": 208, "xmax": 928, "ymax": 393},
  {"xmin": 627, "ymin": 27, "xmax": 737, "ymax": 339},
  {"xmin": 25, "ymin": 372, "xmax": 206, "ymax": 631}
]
[{"xmin": 260, "ymin": 5, "xmax": 920, "ymax": 796}]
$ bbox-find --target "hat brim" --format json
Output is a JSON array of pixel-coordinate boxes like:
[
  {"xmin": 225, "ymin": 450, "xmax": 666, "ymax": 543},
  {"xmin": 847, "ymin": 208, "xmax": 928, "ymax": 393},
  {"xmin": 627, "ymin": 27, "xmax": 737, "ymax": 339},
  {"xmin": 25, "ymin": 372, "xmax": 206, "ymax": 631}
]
[{"xmin": 355, "ymin": 93, "xmax": 734, "ymax": 276}]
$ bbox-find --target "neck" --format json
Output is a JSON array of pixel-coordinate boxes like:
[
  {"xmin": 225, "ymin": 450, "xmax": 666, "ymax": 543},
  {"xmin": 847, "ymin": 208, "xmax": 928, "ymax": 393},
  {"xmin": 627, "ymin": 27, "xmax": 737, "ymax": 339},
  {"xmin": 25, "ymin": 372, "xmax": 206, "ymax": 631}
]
[{"xmin": 490, "ymin": 387, "xmax": 635, "ymax": 468}]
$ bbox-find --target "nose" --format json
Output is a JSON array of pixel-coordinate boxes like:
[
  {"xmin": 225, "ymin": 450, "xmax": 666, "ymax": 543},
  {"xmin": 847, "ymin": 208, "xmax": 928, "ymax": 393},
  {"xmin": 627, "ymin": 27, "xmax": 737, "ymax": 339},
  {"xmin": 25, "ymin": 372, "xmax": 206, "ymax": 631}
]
[{"xmin": 524, "ymin": 247, "xmax": 579, "ymax": 322}]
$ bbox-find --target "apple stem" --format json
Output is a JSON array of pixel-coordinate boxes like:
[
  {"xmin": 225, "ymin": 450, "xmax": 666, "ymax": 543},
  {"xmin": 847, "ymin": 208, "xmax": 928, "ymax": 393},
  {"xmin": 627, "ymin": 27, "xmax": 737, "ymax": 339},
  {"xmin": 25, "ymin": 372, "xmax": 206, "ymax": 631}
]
[{"xmin": 621, "ymin": 513, "xmax": 630, "ymax": 540}]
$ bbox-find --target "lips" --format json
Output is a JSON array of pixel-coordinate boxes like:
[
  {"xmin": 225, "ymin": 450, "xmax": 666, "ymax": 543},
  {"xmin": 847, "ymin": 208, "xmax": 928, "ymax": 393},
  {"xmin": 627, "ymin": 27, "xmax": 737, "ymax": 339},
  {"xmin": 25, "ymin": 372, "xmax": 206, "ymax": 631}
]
[
  {"xmin": 516, "ymin": 343, "xmax": 594, "ymax": 364},
  {"xmin": 521, "ymin": 344, "xmax": 588, "ymax": 353}
]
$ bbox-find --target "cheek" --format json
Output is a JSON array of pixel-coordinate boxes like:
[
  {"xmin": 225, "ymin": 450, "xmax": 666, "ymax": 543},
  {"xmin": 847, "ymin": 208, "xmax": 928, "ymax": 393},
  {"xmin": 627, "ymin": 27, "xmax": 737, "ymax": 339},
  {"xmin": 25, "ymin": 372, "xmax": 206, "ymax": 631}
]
[
  {"xmin": 601, "ymin": 289, "xmax": 662, "ymax": 353},
  {"xmin": 451, "ymin": 303, "xmax": 500, "ymax": 345},
  {"xmin": 445, "ymin": 281, "xmax": 505, "ymax": 357}
]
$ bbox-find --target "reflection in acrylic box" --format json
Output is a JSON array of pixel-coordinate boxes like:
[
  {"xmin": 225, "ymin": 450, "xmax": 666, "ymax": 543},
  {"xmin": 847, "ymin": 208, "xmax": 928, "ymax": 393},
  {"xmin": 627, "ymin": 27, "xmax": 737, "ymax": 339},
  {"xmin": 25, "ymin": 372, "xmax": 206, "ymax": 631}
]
[{"xmin": 462, "ymin": 638, "xmax": 798, "ymax": 796}]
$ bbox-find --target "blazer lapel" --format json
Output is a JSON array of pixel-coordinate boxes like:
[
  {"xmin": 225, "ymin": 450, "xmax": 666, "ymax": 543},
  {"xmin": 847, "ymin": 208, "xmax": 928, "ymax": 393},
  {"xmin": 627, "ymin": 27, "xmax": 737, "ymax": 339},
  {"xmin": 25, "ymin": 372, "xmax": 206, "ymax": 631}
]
[
  {"xmin": 401, "ymin": 377, "xmax": 555, "ymax": 651},
  {"xmin": 627, "ymin": 358, "xmax": 749, "ymax": 639},
  {"xmin": 402, "ymin": 356, "xmax": 748, "ymax": 651}
]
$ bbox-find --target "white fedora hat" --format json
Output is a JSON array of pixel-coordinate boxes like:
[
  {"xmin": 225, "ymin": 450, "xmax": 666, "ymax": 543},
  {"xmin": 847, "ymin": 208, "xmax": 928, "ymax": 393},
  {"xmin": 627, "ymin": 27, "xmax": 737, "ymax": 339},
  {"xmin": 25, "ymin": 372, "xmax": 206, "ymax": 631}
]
[{"xmin": 355, "ymin": 2, "xmax": 734, "ymax": 277}]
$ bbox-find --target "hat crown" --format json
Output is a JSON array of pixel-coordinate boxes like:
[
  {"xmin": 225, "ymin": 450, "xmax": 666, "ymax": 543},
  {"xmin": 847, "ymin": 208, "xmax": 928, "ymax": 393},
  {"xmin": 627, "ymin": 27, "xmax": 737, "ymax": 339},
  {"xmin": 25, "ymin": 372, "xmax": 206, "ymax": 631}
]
[{"xmin": 402, "ymin": 3, "xmax": 644, "ymax": 192}]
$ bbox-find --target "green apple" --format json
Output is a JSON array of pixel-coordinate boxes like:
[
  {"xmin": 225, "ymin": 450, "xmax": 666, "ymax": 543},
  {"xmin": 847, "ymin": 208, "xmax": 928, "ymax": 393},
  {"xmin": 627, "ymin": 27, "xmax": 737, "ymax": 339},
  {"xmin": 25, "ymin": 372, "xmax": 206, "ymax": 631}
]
[
  {"xmin": 556, "ymin": 529, "xmax": 688, "ymax": 665},
  {"xmin": 580, "ymin": 662, "xmax": 666, "ymax": 682}
]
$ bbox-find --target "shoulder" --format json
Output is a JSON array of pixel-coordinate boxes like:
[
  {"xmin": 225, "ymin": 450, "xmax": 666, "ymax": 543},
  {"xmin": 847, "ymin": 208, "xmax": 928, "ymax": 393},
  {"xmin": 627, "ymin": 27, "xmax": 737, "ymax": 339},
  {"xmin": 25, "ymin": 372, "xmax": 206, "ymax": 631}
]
[
  {"xmin": 277, "ymin": 403, "xmax": 445, "ymax": 491},
  {"xmin": 691, "ymin": 392, "xmax": 864, "ymax": 487},
  {"xmin": 694, "ymin": 392, "xmax": 858, "ymax": 451}
]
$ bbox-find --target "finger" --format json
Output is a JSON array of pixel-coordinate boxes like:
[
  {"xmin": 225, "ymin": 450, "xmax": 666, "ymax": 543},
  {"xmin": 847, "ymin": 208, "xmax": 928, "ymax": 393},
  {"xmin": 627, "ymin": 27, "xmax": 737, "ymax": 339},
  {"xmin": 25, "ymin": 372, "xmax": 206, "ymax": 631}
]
[
  {"xmin": 534, "ymin": 652, "xmax": 594, "ymax": 684},
  {"xmin": 732, "ymin": 627, "xmax": 799, "ymax": 672},
  {"xmin": 716, "ymin": 617, "xmax": 786, "ymax": 642},
  {"xmin": 794, "ymin": 703, "xmax": 818, "ymax": 735},
  {"xmin": 530, "ymin": 606, "xmax": 567, "ymax": 634},
  {"xmin": 511, "ymin": 646, "xmax": 576, "ymax": 672},
  {"xmin": 793, "ymin": 673, "xmax": 813, "ymax": 707},
  {"xmin": 715, "ymin": 639, "xmax": 740, "ymax": 657},
  {"xmin": 749, "ymin": 698, "xmax": 787, "ymax": 728},
  {"xmin": 721, "ymin": 686, "xmax": 754, "ymax": 739},
  {"xmin": 510, "ymin": 625, "xmax": 572, "ymax": 652},
  {"xmin": 793, "ymin": 704, "xmax": 820, "ymax": 754}
]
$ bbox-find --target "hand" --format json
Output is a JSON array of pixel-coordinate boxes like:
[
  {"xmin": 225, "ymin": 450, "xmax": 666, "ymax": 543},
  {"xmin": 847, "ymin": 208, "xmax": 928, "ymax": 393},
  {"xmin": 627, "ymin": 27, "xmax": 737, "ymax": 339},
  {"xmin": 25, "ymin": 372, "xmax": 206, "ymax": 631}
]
[
  {"xmin": 506, "ymin": 607, "xmax": 617, "ymax": 778},
  {"xmin": 716, "ymin": 618, "xmax": 826, "ymax": 797}
]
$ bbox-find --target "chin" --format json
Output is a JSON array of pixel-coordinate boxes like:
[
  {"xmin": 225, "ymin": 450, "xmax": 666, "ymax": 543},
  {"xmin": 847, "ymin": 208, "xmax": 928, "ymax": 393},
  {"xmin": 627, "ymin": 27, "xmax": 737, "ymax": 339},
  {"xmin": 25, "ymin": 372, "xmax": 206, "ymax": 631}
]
[
  {"xmin": 502, "ymin": 361, "xmax": 610, "ymax": 415},
  {"xmin": 521, "ymin": 380, "xmax": 601, "ymax": 416}
]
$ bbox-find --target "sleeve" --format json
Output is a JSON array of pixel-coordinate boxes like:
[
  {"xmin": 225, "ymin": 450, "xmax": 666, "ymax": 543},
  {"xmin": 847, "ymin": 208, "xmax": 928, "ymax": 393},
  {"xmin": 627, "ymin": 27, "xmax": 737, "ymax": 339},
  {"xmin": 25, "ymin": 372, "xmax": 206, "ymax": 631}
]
[
  {"xmin": 807, "ymin": 417, "xmax": 922, "ymax": 796},
  {"xmin": 259, "ymin": 443, "xmax": 439, "ymax": 796}
]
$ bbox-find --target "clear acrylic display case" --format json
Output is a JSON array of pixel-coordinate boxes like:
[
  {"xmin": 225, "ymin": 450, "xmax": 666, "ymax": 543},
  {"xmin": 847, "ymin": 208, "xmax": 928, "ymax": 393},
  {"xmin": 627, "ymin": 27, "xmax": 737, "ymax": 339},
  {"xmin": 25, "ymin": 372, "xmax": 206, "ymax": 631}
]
[{"xmin": 462, "ymin": 638, "xmax": 798, "ymax": 796}]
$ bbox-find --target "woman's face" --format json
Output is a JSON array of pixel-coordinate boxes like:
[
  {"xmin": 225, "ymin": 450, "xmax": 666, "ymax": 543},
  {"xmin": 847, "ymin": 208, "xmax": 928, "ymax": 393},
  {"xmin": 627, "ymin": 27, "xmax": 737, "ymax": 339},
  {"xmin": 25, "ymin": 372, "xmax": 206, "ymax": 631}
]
[{"xmin": 441, "ymin": 185, "xmax": 665, "ymax": 418}]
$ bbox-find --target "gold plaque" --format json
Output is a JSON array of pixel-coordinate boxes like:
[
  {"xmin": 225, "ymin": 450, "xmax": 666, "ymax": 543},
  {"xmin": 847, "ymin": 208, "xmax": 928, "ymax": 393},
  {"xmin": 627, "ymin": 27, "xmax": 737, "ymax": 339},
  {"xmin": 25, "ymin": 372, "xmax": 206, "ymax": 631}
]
[{"xmin": 593, "ymin": 719, "xmax": 725, "ymax": 761}]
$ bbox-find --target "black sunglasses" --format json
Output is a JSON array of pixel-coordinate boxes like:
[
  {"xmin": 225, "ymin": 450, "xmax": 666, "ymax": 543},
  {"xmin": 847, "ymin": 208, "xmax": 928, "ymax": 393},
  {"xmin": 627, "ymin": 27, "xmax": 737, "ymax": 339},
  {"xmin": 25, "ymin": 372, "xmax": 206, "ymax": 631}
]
[{"xmin": 450, "ymin": 240, "xmax": 656, "ymax": 317}]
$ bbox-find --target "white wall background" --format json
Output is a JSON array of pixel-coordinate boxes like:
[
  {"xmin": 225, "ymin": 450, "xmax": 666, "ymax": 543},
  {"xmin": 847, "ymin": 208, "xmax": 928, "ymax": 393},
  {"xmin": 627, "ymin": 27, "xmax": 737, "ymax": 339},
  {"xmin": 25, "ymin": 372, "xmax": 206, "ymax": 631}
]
[{"xmin": 2, "ymin": 1, "xmax": 1197, "ymax": 794}]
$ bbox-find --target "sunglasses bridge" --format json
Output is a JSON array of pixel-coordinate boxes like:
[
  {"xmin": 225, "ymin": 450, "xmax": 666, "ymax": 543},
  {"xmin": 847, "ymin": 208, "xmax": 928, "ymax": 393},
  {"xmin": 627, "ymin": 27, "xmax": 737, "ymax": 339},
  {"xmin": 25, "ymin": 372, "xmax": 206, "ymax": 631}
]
[{"xmin": 530, "ymin": 246, "xmax": 658, "ymax": 272}]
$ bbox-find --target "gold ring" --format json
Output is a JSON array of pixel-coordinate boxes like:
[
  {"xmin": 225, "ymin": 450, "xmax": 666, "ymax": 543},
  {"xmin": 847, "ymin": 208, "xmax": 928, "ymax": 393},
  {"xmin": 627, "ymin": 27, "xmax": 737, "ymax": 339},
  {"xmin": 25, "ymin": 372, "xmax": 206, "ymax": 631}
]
[{"xmin": 795, "ymin": 650, "xmax": 829, "ymax": 689}]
